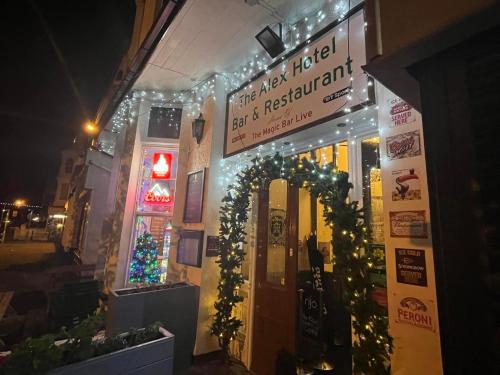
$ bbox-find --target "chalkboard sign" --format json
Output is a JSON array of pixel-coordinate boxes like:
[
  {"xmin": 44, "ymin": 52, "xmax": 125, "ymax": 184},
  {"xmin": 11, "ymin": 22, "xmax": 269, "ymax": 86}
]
[
  {"xmin": 183, "ymin": 169, "xmax": 206, "ymax": 223},
  {"xmin": 302, "ymin": 285, "xmax": 321, "ymax": 339}
]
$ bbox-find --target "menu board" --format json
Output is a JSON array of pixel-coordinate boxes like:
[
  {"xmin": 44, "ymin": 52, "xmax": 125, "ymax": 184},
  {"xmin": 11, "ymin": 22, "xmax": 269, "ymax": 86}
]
[
  {"xmin": 177, "ymin": 230, "xmax": 204, "ymax": 267},
  {"xmin": 205, "ymin": 236, "xmax": 219, "ymax": 257},
  {"xmin": 183, "ymin": 169, "xmax": 205, "ymax": 223}
]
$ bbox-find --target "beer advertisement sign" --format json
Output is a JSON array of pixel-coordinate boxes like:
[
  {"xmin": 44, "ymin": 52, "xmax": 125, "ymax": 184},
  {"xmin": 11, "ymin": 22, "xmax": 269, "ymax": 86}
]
[
  {"xmin": 389, "ymin": 210, "xmax": 428, "ymax": 238},
  {"xmin": 391, "ymin": 168, "xmax": 421, "ymax": 201},
  {"xmin": 386, "ymin": 130, "xmax": 422, "ymax": 160},
  {"xmin": 388, "ymin": 97, "xmax": 417, "ymax": 128},
  {"xmin": 394, "ymin": 295, "xmax": 436, "ymax": 332},
  {"xmin": 395, "ymin": 248, "xmax": 428, "ymax": 287}
]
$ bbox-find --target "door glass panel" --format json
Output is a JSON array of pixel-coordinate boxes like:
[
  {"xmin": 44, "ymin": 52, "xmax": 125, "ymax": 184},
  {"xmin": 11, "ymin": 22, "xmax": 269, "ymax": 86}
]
[
  {"xmin": 298, "ymin": 188, "xmax": 311, "ymax": 272},
  {"xmin": 266, "ymin": 179, "xmax": 287, "ymax": 285},
  {"xmin": 361, "ymin": 137, "xmax": 384, "ymax": 244},
  {"xmin": 241, "ymin": 193, "xmax": 257, "ymax": 281},
  {"xmin": 361, "ymin": 136, "xmax": 387, "ymax": 296},
  {"xmin": 317, "ymin": 147, "xmax": 334, "ymax": 272}
]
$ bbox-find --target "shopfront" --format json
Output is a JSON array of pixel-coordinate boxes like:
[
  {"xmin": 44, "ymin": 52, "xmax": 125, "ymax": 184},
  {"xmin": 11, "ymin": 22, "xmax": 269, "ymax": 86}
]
[
  {"xmin": 214, "ymin": 5, "xmax": 443, "ymax": 375},
  {"xmin": 127, "ymin": 148, "xmax": 178, "ymax": 283},
  {"xmin": 98, "ymin": 1, "xmax": 448, "ymax": 373}
]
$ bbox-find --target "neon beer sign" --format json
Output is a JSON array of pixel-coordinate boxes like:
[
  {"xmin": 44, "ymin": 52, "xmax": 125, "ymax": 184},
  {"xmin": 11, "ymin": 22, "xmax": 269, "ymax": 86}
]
[
  {"xmin": 144, "ymin": 183, "xmax": 171, "ymax": 204},
  {"xmin": 152, "ymin": 153, "xmax": 172, "ymax": 179}
]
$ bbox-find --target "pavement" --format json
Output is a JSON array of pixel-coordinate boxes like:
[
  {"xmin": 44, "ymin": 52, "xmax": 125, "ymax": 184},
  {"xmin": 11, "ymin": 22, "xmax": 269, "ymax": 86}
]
[{"xmin": 0, "ymin": 241, "xmax": 55, "ymax": 270}]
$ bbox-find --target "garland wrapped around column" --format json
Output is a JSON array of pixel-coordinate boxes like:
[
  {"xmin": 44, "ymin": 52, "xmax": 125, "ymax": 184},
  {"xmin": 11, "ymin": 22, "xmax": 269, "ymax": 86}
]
[{"xmin": 210, "ymin": 153, "xmax": 392, "ymax": 374}]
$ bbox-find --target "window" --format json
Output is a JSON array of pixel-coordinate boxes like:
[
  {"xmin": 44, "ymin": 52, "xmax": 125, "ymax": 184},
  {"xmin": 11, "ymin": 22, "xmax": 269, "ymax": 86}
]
[
  {"xmin": 334, "ymin": 141, "xmax": 348, "ymax": 172},
  {"xmin": 129, "ymin": 148, "xmax": 179, "ymax": 285},
  {"xmin": 130, "ymin": 215, "xmax": 172, "ymax": 283},
  {"xmin": 137, "ymin": 149, "xmax": 178, "ymax": 215},
  {"xmin": 65, "ymin": 158, "xmax": 74, "ymax": 174},
  {"xmin": 147, "ymin": 107, "xmax": 182, "ymax": 139},
  {"xmin": 59, "ymin": 183, "xmax": 69, "ymax": 200},
  {"xmin": 297, "ymin": 142, "xmax": 347, "ymax": 273}
]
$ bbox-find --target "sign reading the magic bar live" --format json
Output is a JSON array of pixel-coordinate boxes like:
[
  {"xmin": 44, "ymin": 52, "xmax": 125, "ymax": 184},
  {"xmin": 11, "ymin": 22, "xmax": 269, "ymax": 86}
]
[{"xmin": 224, "ymin": 10, "xmax": 368, "ymax": 157}]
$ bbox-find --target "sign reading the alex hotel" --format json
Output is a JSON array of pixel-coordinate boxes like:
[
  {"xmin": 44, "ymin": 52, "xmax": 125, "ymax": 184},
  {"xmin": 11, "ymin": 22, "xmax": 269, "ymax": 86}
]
[{"xmin": 225, "ymin": 10, "xmax": 367, "ymax": 156}]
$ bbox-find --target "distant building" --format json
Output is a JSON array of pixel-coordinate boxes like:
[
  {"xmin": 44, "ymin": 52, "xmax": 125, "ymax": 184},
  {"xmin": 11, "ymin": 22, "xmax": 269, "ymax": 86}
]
[
  {"xmin": 59, "ymin": 0, "xmax": 166, "ymax": 269},
  {"xmin": 61, "ymin": 148, "xmax": 112, "ymax": 264},
  {"xmin": 47, "ymin": 147, "xmax": 82, "ymax": 239}
]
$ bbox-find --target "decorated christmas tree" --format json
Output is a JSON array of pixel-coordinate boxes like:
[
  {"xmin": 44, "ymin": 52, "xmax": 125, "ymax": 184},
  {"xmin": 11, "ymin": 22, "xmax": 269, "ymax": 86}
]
[{"xmin": 129, "ymin": 232, "xmax": 161, "ymax": 284}]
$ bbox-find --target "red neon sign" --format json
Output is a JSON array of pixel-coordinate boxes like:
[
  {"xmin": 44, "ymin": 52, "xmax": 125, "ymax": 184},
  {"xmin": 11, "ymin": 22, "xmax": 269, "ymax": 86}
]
[
  {"xmin": 152, "ymin": 153, "xmax": 172, "ymax": 179},
  {"xmin": 144, "ymin": 183, "xmax": 172, "ymax": 204}
]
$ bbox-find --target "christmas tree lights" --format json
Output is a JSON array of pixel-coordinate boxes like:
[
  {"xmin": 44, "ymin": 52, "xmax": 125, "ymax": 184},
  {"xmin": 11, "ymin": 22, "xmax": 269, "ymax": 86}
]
[
  {"xmin": 129, "ymin": 232, "xmax": 161, "ymax": 285},
  {"xmin": 211, "ymin": 153, "xmax": 392, "ymax": 373}
]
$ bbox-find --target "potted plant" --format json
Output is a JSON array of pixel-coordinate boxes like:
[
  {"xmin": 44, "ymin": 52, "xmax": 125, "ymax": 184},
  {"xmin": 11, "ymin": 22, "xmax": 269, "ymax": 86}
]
[
  {"xmin": 0, "ymin": 316, "xmax": 174, "ymax": 375},
  {"xmin": 107, "ymin": 282, "xmax": 198, "ymax": 371}
]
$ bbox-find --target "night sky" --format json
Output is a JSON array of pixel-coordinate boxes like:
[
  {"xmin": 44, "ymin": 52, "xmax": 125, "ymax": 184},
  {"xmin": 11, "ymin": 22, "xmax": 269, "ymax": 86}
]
[{"xmin": 1, "ymin": 0, "xmax": 135, "ymax": 205}]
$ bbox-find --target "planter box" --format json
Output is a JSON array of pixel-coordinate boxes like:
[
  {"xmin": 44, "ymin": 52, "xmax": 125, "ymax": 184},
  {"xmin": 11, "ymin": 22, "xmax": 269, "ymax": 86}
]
[
  {"xmin": 50, "ymin": 329, "xmax": 174, "ymax": 375},
  {"xmin": 107, "ymin": 282, "xmax": 199, "ymax": 371}
]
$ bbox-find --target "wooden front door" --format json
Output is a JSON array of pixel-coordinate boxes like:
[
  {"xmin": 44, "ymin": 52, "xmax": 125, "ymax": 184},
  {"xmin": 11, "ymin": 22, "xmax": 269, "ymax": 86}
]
[{"xmin": 251, "ymin": 179, "xmax": 298, "ymax": 374}]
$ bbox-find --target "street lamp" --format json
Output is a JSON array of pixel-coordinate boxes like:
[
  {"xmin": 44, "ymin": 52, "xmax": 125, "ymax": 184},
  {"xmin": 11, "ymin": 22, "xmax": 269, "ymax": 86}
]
[
  {"xmin": 14, "ymin": 199, "xmax": 26, "ymax": 207},
  {"xmin": 1, "ymin": 214, "xmax": 9, "ymax": 243},
  {"xmin": 84, "ymin": 121, "xmax": 99, "ymax": 136}
]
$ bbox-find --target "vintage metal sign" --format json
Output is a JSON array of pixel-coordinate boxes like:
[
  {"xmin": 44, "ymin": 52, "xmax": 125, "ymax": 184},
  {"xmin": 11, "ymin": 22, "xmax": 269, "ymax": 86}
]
[
  {"xmin": 388, "ymin": 97, "xmax": 417, "ymax": 128},
  {"xmin": 389, "ymin": 210, "xmax": 428, "ymax": 238},
  {"xmin": 395, "ymin": 295, "xmax": 436, "ymax": 332},
  {"xmin": 386, "ymin": 130, "xmax": 422, "ymax": 160},
  {"xmin": 395, "ymin": 248, "xmax": 428, "ymax": 287},
  {"xmin": 224, "ymin": 9, "xmax": 368, "ymax": 157},
  {"xmin": 391, "ymin": 168, "xmax": 421, "ymax": 201}
]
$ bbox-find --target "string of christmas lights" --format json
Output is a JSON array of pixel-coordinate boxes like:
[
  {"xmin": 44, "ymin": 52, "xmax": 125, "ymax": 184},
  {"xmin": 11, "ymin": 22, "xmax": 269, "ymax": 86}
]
[
  {"xmin": 211, "ymin": 153, "xmax": 392, "ymax": 373},
  {"xmin": 97, "ymin": 0, "xmax": 369, "ymax": 156},
  {"xmin": 129, "ymin": 232, "xmax": 161, "ymax": 285}
]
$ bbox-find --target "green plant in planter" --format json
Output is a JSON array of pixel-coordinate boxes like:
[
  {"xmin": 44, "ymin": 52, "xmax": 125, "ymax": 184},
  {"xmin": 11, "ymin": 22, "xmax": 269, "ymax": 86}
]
[
  {"xmin": 60, "ymin": 315, "xmax": 104, "ymax": 364},
  {"xmin": 0, "ymin": 316, "xmax": 164, "ymax": 375},
  {"xmin": 0, "ymin": 335, "xmax": 63, "ymax": 375}
]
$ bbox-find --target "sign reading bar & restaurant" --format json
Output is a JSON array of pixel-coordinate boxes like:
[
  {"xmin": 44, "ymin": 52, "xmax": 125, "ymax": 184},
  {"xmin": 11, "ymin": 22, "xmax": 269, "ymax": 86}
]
[{"xmin": 224, "ymin": 10, "xmax": 368, "ymax": 157}]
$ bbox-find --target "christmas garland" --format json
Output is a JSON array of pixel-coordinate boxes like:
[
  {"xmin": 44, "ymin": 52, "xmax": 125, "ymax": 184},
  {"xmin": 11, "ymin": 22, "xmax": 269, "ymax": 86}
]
[{"xmin": 211, "ymin": 153, "xmax": 392, "ymax": 374}]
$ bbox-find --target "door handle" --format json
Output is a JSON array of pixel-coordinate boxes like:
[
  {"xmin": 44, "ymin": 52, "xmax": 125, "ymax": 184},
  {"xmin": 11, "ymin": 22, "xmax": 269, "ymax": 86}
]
[{"xmin": 289, "ymin": 248, "xmax": 294, "ymax": 257}]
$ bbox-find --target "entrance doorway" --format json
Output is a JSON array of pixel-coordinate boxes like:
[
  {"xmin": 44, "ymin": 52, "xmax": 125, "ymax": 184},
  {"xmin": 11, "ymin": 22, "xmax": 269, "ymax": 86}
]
[
  {"xmin": 251, "ymin": 179, "xmax": 298, "ymax": 374},
  {"xmin": 249, "ymin": 138, "xmax": 385, "ymax": 374}
]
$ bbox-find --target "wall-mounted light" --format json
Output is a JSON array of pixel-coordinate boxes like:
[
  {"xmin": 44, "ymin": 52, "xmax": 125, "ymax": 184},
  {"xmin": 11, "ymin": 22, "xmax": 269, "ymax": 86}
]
[
  {"xmin": 255, "ymin": 24, "xmax": 285, "ymax": 58},
  {"xmin": 192, "ymin": 113, "xmax": 205, "ymax": 144}
]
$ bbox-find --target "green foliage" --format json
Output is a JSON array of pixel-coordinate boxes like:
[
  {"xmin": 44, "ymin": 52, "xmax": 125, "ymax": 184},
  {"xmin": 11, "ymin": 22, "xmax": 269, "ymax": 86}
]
[
  {"xmin": 0, "ymin": 316, "xmax": 163, "ymax": 375},
  {"xmin": 1, "ymin": 335, "xmax": 63, "ymax": 375},
  {"xmin": 210, "ymin": 153, "xmax": 392, "ymax": 373}
]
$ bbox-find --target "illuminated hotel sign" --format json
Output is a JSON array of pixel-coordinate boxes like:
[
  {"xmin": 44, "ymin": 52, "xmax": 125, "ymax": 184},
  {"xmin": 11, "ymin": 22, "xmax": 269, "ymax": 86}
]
[
  {"xmin": 152, "ymin": 153, "xmax": 172, "ymax": 179},
  {"xmin": 224, "ymin": 9, "xmax": 368, "ymax": 157}
]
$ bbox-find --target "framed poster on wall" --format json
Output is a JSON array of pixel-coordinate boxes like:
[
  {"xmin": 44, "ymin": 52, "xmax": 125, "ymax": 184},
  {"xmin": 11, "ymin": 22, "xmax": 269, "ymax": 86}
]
[
  {"xmin": 205, "ymin": 235, "xmax": 219, "ymax": 257},
  {"xmin": 177, "ymin": 230, "xmax": 204, "ymax": 267},
  {"xmin": 183, "ymin": 169, "xmax": 206, "ymax": 223}
]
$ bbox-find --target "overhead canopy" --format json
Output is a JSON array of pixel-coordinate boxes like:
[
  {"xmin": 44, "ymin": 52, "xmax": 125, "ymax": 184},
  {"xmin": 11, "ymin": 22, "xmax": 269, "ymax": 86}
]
[{"xmin": 133, "ymin": 0, "xmax": 325, "ymax": 91}]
